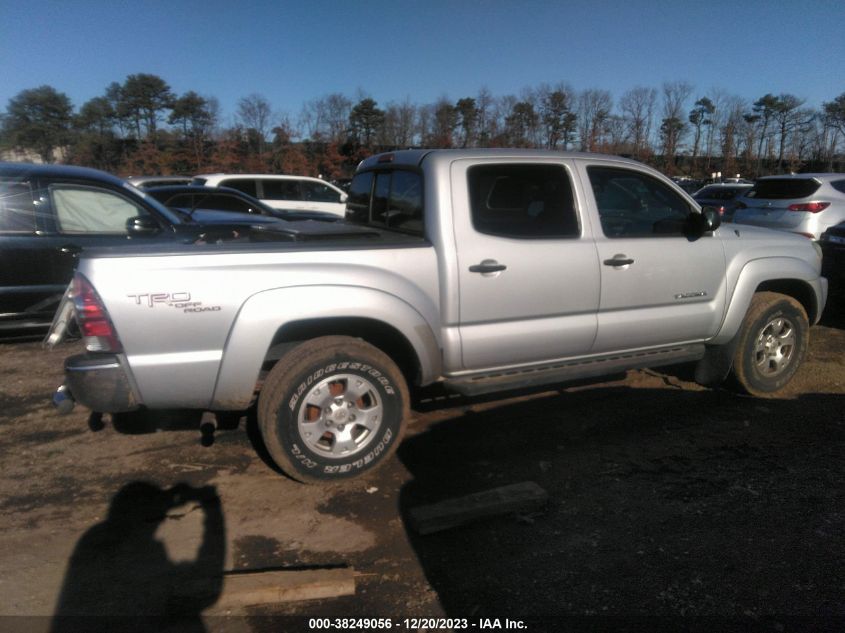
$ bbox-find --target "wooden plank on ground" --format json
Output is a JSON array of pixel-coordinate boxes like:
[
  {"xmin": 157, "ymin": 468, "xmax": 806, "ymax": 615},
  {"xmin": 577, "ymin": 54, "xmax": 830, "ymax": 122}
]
[
  {"xmin": 408, "ymin": 481, "xmax": 548, "ymax": 535},
  {"xmin": 215, "ymin": 567, "xmax": 356, "ymax": 607}
]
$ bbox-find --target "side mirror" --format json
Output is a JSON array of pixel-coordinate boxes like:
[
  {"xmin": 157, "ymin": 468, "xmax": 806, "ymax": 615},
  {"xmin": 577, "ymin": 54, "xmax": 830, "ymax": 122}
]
[
  {"xmin": 700, "ymin": 206, "xmax": 722, "ymax": 232},
  {"xmin": 126, "ymin": 215, "xmax": 160, "ymax": 236},
  {"xmin": 686, "ymin": 207, "xmax": 721, "ymax": 238},
  {"xmin": 339, "ymin": 192, "xmax": 348, "ymax": 204}
]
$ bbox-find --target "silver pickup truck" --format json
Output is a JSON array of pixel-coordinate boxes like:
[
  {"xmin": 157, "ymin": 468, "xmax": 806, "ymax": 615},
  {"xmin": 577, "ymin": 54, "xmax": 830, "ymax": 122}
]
[{"xmin": 48, "ymin": 150, "xmax": 828, "ymax": 482}]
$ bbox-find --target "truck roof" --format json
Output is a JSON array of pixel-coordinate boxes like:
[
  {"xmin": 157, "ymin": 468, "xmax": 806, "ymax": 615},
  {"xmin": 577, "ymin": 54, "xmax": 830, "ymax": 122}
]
[{"xmin": 358, "ymin": 149, "xmax": 651, "ymax": 171}]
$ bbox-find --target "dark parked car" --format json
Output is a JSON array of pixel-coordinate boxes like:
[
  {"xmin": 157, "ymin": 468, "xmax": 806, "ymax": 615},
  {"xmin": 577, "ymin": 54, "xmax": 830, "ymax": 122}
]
[
  {"xmin": 143, "ymin": 185, "xmax": 340, "ymax": 223},
  {"xmin": 692, "ymin": 183, "xmax": 754, "ymax": 221},
  {"xmin": 820, "ymin": 220, "xmax": 845, "ymax": 287},
  {"xmin": 0, "ymin": 162, "xmax": 286, "ymax": 334}
]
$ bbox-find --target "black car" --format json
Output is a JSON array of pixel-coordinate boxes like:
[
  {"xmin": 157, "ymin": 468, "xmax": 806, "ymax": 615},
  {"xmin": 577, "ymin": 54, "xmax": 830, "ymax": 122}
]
[
  {"xmin": 692, "ymin": 183, "xmax": 753, "ymax": 221},
  {"xmin": 143, "ymin": 185, "xmax": 340, "ymax": 223},
  {"xmin": 0, "ymin": 162, "xmax": 285, "ymax": 334},
  {"xmin": 820, "ymin": 220, "xmax": 845, "ymax": 288}
]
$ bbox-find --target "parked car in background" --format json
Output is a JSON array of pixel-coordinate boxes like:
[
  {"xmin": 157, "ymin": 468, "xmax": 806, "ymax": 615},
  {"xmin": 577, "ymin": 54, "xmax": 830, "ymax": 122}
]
[
  {"xmin": 144, "ymin": 185, "xmax": 340, "ymax": 223},
  {"xmin": 127, "ymin": 175, "xmax": 193, "ymax": 188},
  {"xmin": 192, "ymin": 174, "xmax": 348, "ymax": 217},
  {"xmin": 670, "ymin": 177, "xmax": 704, "ymax": 194},
  {"xmin": 0, "ymin": 163, "xmax": 286, "ymax": 334},
  {"xmin": 819, "ymin": 220, "xmax": 845, "ymax": 286},
  {"xmin": 733, "ymin": 173, "xmax": 845, "ymax": 240},
  {"xmin": 692, "ymin": 183, "xmax": 753, "ymax": 221}
]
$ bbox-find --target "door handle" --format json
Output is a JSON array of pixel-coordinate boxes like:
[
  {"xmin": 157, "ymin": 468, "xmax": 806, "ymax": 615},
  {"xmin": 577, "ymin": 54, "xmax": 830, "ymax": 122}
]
[
  {"xmin": 603, "ymin": 255, "xmax": 634, "ymax": 267},
  {"xmin": 469, "ymin": 260, "xmax": 507, "ymax": 274},
  {"xmin": 60, "ymin": 244, "xmax": 83, "ymax": 255}
]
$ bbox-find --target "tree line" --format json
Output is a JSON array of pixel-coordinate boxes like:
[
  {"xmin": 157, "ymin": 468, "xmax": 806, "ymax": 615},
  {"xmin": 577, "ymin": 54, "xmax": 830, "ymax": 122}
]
[{"xmin": 2, "ymin": 73, "xmax": 844, "ymax": 180}]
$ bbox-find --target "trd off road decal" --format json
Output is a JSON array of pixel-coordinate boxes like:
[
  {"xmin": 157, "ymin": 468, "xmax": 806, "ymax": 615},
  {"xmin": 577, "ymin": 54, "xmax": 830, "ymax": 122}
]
[{"xmin": 127, "ymin": 292, "xmax": 221, "ymax": 313}]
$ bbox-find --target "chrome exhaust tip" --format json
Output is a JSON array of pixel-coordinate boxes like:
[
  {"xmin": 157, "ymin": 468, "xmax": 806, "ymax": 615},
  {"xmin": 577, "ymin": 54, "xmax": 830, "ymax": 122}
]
[{"xmin": 52, "ymin": 384, "xmax": 76, "ymax": 415}]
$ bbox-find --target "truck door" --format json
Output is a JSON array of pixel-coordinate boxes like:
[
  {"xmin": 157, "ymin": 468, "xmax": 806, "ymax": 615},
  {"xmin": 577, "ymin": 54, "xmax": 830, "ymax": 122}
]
[
  {"xmin": 577, "ymin": 163, "xmax": 726, "ymax": 353},
  {"xmin": 450, "ymin": 159, "xmax": 600, "ymax": 370}
]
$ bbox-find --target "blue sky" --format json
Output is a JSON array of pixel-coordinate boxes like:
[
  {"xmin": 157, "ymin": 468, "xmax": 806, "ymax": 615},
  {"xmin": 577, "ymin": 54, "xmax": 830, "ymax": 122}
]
[{"xmin": 2, "ymin": 0, "xmax": 844, "ymax": 126}]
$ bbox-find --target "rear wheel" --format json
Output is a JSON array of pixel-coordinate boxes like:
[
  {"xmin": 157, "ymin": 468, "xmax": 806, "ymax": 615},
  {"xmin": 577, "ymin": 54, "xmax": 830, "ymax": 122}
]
[
  {"xmin": 257, "ymin": 336, "xmax": 409, "ymax": 483},
  {"xmin": 731, "ymin": 292, "xmax": 809, "ymax": 396}
]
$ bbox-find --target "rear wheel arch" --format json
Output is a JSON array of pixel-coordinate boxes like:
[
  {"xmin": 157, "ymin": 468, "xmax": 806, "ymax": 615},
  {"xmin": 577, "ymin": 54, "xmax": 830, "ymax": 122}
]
[{"xmin": 264, "ymin": 317, "xmax": 424, "ymax": 390}]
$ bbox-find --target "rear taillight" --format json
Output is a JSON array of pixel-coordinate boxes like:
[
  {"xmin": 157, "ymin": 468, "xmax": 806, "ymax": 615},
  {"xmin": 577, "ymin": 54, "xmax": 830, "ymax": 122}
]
[
  {"xmin": 71, "ymin": 273, "xmax": 123, "ymax": 352},
  {"xmin": 787, "ymin": 202, "xmax": 830, "ymax": 213}
]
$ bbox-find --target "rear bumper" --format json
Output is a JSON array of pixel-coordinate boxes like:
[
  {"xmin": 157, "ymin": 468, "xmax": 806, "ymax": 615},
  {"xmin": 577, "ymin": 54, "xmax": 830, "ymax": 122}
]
[{"xmin": 63, "ymin": 353, "xmax": 140, "ymax": 413}]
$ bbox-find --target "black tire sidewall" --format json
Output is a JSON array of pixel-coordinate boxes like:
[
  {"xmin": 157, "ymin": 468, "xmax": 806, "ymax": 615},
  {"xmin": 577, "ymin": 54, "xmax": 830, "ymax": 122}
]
[
  {"xmin": 737, "ymin": 299, "xmax": 808, "ymax": 394},
  {"xmin": 266, "ymin": 352, "xmax": 406, "ymax": 481}
]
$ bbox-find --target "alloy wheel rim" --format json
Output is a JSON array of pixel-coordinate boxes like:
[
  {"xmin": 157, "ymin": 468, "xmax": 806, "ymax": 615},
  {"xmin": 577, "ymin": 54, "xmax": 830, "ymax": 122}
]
[
  {"xmin": 753, "ymin": 316, "xmax": 796, "ymax": 377},
  {"xmin": 296, "ymin": 373, "xmax": 383, "ymax": 458}
]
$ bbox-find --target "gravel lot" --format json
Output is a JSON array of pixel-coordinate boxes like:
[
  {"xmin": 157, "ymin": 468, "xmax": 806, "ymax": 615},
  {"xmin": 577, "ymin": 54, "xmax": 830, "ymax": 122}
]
[{"xmin": 0, "ymin": 292, "xmax": 842, "ymax": 632}]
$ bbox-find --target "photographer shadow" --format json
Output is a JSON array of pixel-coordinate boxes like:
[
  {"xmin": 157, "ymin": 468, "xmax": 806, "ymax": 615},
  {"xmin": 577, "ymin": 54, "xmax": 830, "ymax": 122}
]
[{"xmin": 50, "ymin": 481, "xmax": 224, "ymax": 633}]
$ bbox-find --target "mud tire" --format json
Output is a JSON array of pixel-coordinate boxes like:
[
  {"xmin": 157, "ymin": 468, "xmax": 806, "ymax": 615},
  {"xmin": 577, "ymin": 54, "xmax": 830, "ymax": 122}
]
[
  {"xmin": 257, "ymin": 336, "xmax": 409, "ymax": 483},
  {"xmin": 731, "ymin": 292, "xmax": 809, "ymax": 397}
]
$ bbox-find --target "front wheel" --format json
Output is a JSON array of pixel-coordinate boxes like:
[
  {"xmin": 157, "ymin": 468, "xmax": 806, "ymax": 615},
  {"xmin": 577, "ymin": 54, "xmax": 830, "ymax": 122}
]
[
  {"xmin": 731, "ymin": 292, "xmax": 809, "ymax": 396},
  {"xmin": 257, "ymin": 336, "xmax": 409, "ymax": 483}
]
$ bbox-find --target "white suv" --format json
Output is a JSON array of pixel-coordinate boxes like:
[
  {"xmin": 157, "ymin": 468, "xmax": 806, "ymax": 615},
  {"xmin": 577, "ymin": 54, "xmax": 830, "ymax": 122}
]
[
  {"xmin": 192, "ymin": 174, "xmax": 348, "ymax": 217},
  {"xmin": 733, "ymin": 173, "xmax": 845, "ymax": 240}
]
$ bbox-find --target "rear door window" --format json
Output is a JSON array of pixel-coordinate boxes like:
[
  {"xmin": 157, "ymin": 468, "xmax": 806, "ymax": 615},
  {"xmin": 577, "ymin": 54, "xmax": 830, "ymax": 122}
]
[
  {"xmin": 302, "ymin": 180, "xmax": 342, "ymax": 203},
  {"xmin": 468, "ymin": 164, "xmax": 579, "ymax": 238},
  {"xmin": 219, "ymin": 178, "xmax": 257, "ymax": 197},
  {"xmin": 261, "ymin": 179, "xmax": 301, "ymax": 201},
  {"xmin": 0, "ymin": 180, "xmax": 38, "ymax": 233},
  {"xmin": 197, "ymin": 194, "xmax": 254, "ymax": 213}
]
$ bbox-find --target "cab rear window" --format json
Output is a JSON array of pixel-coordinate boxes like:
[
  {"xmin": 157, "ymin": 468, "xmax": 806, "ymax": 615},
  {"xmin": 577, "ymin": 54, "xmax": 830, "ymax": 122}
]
[
  {"xmin": 346, "ymin": 170, "xmax": 423, "ymax": 235},
  {"xmin": 747, "ymin": 179, "xmax": 820, "ymax": 199}
]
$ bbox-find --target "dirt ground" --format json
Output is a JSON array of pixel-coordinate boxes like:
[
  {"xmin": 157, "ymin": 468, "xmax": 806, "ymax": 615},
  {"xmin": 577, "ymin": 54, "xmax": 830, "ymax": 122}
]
[{"xmin": 0, "ymin": 294, "xmax": 843, "ymax": 632}]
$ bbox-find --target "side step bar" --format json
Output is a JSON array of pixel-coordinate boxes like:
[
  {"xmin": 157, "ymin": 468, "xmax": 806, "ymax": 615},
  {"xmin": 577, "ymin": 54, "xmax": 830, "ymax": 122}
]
[{"xmin": 443, "ymin": 344, "xmax": 706, "ymax": 396}]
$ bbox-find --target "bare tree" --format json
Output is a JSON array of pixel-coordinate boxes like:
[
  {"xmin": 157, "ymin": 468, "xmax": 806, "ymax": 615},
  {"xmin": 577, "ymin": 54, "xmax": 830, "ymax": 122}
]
[
  {"xmin": 771, "ymin": 94, "xmax": 806, "ymax": 169},
  {"xmin": 577, "ymin": 89, "xmax": 612, "ymax": 152},
  {"xmin": 475, "ymin": 87, "xmax": 495, "ymax": 147},
  {"xmin": 300, "ymin": 93, "xmax": 351, "ymax": 142},
  {"xmin": 236, "ymin": 93, "xmax": 272, "ymax": 155},
  {"xmin": 619, "ymin": 86, "xmax": 656, "ymax": 160},
  {"xmin": 751, "ymin": 94, "xmax": 779, "ymax": 171},
  {"xmin": 717, "ymin": 95, "xmax": 748, "ymax": 177},
  {"xmin": 380, "ymin": 99, "xmax": 417, "ymax": 148}
]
